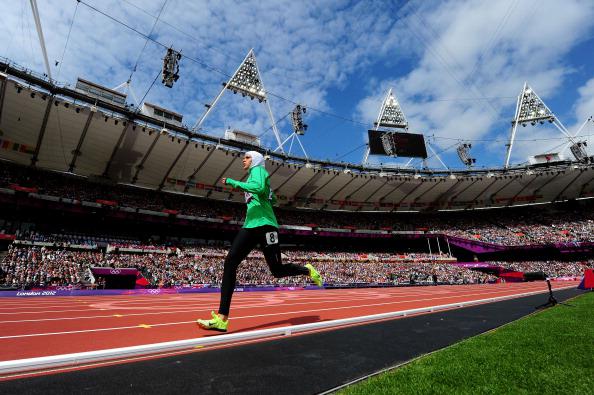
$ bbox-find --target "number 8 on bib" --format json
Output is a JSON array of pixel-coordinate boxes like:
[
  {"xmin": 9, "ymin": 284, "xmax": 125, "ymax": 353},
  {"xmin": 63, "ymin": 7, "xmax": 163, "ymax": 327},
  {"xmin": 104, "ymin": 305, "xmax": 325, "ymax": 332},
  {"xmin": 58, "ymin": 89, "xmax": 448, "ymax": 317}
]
[{"xmin": 265, "ymin": 231, "xmax": 278, "ymax": 245}]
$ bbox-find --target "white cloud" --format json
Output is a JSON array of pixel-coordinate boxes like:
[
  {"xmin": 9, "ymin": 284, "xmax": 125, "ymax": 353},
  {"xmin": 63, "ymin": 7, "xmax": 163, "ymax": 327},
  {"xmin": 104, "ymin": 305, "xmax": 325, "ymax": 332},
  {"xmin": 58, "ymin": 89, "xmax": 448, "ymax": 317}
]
[
  {"xmin": 572, "ymin": 77, "xmax": 594, "ymax": 153},
  {"xmin": 575, "ymin": 78, "xmax": 594, "ymax": 122}
]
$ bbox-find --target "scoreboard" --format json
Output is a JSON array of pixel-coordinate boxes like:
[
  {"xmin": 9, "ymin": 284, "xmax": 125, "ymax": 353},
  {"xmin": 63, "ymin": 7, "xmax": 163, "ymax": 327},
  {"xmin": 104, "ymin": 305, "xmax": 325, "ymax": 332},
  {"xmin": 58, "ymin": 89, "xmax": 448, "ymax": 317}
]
[{"xmin": 368, "ymin": 130, "xmax": 428, "ymax": 159}]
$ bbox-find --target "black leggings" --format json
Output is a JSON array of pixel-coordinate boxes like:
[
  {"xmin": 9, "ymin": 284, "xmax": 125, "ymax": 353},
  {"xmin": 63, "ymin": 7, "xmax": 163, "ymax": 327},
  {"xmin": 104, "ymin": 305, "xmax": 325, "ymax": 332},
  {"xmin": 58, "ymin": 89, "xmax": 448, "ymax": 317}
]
[{"xmin": 218, "ymin": 225, "xmax": 309, "ymax": 316}]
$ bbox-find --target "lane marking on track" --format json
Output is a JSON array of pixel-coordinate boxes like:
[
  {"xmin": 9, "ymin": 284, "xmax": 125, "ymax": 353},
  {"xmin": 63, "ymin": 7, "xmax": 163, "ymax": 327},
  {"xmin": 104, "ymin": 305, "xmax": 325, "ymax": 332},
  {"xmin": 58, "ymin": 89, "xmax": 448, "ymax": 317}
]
[
  {"xmin": 0, "ymin": 287, "xmax": 560, "ymax": 324},
  {"xmin": 0, "ymin": 283, "xmax": 552, "ymax": 316},
  {"xmin": 0, "ymin": 286, "xmax": 497, "ymax": 306},
  {"xmin": 0, "ymin": 293, "xmax": 339, "ymax": 312},
  {"xmin": 0, "ymin": 284, "xmax": 548, "ymax": 310},
  {"xmin": 0, "ymin": 294, "xmax": 388, "ymax": 316},
  {"xmin": 0, "ymin": 286, "xmax": 490, "ymax": 309},
  {"xmin": 0, "ymin": 294, "xmax": 443, "ymax": 315},
  {"xmin": 138, "ymin": 324, "xmax": 151, "ymax": 329},
  {"xmin": 0, "ymin": 286, "xmax": 550, "ymax": 325},
  {"xmin": 0, "ymin": 285, "xmax": 572, "ymax": 340}
]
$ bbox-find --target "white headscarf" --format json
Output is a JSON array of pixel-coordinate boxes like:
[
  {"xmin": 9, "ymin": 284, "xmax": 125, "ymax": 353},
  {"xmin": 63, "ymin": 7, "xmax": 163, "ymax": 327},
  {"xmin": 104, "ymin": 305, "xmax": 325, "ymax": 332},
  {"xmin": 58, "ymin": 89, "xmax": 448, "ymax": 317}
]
[{"xmin": 245, "ymin": 151, "xmax": 265, "ymax": 168}]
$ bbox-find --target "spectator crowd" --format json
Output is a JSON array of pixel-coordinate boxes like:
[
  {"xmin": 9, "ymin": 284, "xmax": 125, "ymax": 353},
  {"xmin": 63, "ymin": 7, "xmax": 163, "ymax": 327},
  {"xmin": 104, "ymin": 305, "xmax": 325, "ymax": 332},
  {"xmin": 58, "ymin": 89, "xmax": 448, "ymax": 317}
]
[
  {"xmin": 489, "ymin": 260, "xmax": 592, "ymax": 278},
  {"xmin": 3, "ymin": 242, "xmax": 590, "ymax": 290},
  {"xmin": 2, "ymin": 161, "xmax": 594, "ymax": 247},
  {"xmin": 0, "ymin": 246, "xmax": 103, "ymax": 288},
  {"xmin": 1, "ymin": 244, "xmax": 493, "ymax": 289}
]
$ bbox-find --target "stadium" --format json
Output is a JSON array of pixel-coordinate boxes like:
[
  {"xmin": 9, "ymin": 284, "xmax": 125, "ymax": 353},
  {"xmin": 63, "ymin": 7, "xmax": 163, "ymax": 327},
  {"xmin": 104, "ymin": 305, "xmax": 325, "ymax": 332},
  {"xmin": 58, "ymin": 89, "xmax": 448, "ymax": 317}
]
[{"xmin": 1, "ymin": 1, "xmax": 593, "ymax": 394}]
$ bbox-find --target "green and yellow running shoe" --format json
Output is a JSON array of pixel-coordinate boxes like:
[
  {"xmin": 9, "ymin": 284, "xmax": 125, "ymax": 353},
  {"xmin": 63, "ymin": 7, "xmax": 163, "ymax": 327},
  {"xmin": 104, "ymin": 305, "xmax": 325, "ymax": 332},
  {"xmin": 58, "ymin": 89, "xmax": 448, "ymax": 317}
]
[
  {"xmin": 305, "ymin": 263, "xmax": 323, "ymax": 287},
  {"xmin": 196, "ymin": 311, "xmax": 228, "ymax": 332}
]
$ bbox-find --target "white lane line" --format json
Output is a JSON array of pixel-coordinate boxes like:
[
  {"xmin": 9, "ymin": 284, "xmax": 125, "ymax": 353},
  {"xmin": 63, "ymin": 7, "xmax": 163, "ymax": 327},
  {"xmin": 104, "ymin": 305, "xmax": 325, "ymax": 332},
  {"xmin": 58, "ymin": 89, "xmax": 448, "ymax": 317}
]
[
  {"xmin": 0, "ymin": 290, "xmax": 508, "ymax": 324},
  {"xmin": 0, "ymin": 286, "xmax": 481, "ymax": 308},
  {"xmin": 0, "ymin": 294, "xmax": 428, "ymax": 314},
  {"xmin": 0, "ymin": 283, "xmax": 563, "ymax": 320},
  {"xmin": 0, "ymin": 283, "xmax": 546, "ymax": 309},
  {"xmin": 0, "ymin": 288, "xmax": 448, "ymax": 311},
  {"xmin": 0, "ymin": 285, "xmax": 572, "ymax": 340},
  {"xmin": 0, "ymin": 294, "xmax": 386, "ymax": 315},
  {"xmin": 0, "ymin": 298, "xmax": 369, "ymax": 324},
  {"xmin": 0, "ymin": 286, "xmax": 546, "ymax": 324}
]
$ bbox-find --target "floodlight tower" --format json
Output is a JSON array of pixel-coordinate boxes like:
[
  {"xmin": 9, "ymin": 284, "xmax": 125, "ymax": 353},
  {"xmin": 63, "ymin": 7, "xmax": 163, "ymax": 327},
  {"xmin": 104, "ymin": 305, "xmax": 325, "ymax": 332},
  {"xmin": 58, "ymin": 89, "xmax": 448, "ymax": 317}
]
[
  {"xmin": 363, "ymin": 88, "xmax": 408, "ymax": 165},
  {"xmin": 276, "ymin": 104, "xmax": 309, "ymax": 158},
  {"xmin": 192, "ymin": 49, "xmax": 284, "ymax": 152},
  {"xmin": 504, "ymin": 82, "xmax": 578, "ymax": 168}
]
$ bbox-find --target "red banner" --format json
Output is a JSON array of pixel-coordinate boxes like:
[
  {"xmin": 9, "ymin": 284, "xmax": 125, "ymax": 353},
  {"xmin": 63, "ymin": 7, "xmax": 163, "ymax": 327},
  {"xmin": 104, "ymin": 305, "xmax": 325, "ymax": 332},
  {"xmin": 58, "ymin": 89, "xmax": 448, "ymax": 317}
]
[
  {"xmin": 135, "ymin": 272, "xmax": 150, "ymax": 288},
  {"xmin": 9, "ymin": 184, "xmax": 38, "ymax": 193},
  {"xmin": 578, "ymin": 269, "xmax": 594, "ymax": 290},
  {"xmin": 162, "ymin": 209, "xmax": 179, "ymax": 215},
  {"xmin": 499, "ymin": 270, "xmax": 525, "ymax": 282},
  {"xmin": 96, "ymin": 199, "xmax": 118, "ymax": 206}
]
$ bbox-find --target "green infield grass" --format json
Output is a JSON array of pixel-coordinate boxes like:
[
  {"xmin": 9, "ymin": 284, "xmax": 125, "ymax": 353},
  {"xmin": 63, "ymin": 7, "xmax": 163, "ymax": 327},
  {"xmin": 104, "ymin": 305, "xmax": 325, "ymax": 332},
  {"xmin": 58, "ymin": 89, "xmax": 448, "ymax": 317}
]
[{"xmin": 340, "ymin": 291, "xmax": 594, "ymax": 395}]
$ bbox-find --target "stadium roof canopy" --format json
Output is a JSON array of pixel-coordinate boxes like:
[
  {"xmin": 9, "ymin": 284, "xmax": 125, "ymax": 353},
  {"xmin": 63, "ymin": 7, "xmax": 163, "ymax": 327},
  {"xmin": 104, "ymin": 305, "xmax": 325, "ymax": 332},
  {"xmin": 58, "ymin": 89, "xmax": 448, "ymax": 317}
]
[{"xmin": 1, "ymin": 60, "xmax": 594, "ymax": 212}]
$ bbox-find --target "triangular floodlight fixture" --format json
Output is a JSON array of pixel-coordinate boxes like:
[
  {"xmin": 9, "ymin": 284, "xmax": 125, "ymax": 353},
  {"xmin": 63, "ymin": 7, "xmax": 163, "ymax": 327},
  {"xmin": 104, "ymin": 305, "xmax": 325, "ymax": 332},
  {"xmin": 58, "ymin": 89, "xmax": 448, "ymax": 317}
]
[
  {"xmin": 504, "ymin": 82, "xmax": 575, "ymax": 168},
  {"xmin": 375, "ymin": 88, "xmax": 408, "ymax": 130},
  {"xmin": 226, "ymin": 49, "xmax": 266, "ymax": 102},
  {"xmin": 364, "ymin": 88, "xmax": 412, "ymax": 166},
  {"xmin": 515, "ymin": 84, "xmax": 555, "ymax": 124},
  {"xmin": 191, "ymin": 49, "xmax": 284, "ymax": 152}
]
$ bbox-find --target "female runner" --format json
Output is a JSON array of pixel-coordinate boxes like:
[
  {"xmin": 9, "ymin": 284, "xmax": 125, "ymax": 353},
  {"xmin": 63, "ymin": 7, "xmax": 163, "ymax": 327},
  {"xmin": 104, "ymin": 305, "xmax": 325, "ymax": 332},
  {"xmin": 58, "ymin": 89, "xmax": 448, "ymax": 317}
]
[{"xmin": 197, "ymin": 151, "xmax": 323, "ymax": 332}]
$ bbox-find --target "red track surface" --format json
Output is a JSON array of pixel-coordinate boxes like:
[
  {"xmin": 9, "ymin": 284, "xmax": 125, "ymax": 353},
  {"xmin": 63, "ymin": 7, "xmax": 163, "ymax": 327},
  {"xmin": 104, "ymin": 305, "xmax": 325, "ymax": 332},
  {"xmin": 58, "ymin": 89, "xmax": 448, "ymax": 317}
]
[{"xmin": 0, "ymin": 282, "xmax": 578, "ymax": 363}]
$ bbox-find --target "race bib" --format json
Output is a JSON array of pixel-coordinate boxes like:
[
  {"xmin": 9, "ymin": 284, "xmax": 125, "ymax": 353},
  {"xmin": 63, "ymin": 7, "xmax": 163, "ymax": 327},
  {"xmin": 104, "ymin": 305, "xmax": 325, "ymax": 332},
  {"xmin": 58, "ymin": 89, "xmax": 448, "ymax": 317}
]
[{"xmin": 265, "ymin": 231, "xmax": 278, "ymax": 245}]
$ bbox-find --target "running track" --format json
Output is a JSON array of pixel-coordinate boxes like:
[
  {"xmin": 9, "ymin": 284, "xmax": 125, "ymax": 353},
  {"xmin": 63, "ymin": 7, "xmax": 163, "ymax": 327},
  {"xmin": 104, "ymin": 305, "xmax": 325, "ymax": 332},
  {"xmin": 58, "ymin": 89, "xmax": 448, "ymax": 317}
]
[{"xmin": 0, "ymin": 282, "xmax": 577, "ymax": 364}]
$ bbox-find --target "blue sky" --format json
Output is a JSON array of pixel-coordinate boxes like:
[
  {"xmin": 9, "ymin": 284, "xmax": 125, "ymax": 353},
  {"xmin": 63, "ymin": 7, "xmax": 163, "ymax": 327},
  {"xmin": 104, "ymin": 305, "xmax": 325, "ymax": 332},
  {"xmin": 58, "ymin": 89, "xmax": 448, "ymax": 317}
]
[{"xmin": 2, "ymin": 0, "xmax": 594, "ymax": 169}]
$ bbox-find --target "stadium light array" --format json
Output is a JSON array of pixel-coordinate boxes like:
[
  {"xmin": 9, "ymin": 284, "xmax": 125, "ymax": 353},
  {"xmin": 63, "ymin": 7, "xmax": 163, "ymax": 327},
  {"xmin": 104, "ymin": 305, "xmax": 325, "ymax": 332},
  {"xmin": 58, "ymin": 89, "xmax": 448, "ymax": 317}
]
[
  {"xmin": 162, "ymin": 48, "xmax": 181, "ymax": 88},
  {"xmin": 375, "ymin": 89, "xmax": 408, "ymax": 129},
  {"xmin": 517, "ymin": 87, "xmax": 554, "ymax": 124},
  {"xmin": 226, "ymin": 51, "xmax": 266, "ymax": 102},
  {"xmin": 505, "ymin": 83, "xmax": 567, "ymax": 168},
  {"xmin": 570, "ymin": 141, "xmax": 591, "ymax": 163},
  {"xmin": 456, "ymin": 143, "xmax": 476, "ymax": 168},
  {"xmin": 291, "ymin": 105, "xmax": 307, "ymax": 135}
]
